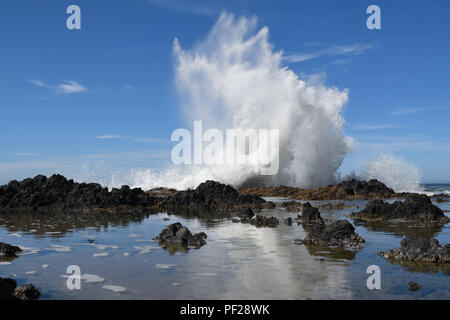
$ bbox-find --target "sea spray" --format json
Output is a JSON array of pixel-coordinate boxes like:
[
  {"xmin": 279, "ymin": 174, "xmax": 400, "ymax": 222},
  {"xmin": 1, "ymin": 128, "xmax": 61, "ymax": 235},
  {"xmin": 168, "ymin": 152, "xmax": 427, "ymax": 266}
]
[
  {"xmin": 360, "ymin": 153, "xmax": 423, "ymax": 193},
  {"xmin": 118, "ymin": 13, "xmax": 352, "ymax": 190}
]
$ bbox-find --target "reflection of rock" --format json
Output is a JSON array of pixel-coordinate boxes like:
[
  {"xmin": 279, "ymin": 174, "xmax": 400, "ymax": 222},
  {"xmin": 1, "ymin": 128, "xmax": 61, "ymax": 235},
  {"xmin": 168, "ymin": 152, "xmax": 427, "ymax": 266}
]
[
  {"xmin": 379, "ymin": 238, "xmax": 450, "ymax": 264},
  {"xmin": 0, "ymin": 211, "xmax": 152, "ymax": 238},
  {"xmin": 352, "ymin": 220, "xmax": 444, "ymax": 239},
  {"xmin": 382, "ymin": 256, "xmax": 450, "ymax": 276},
  {"xmin": 242, "ymin": 179, "xmax": 396, "ymax": 200},
  {"xmin": 304, "ymin": 245, "xmax": 357, "ymax": 261},
  {"xmin": 0, "ymin": 242, "xmax": 22, "ymax": 256},
  {"xmin": 297, "ymin": 220, "xmax": 365, "ymax": 249},
  {"xmin": 350, "ymin": 194, "xmax": 448, "ymax": 222},
  {"xmin": 0, "ymin": 278, "xmax": 40, "ymax": 300},
  {"xmin": 154, "ymin": 223, "xmax": 207, "ymax": 250}
]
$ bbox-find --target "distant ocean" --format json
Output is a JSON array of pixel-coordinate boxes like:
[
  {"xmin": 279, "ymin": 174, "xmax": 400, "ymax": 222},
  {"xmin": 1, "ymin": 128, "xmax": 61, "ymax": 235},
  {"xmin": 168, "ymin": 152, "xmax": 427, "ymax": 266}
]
[{"xmin": 422, "ymin": 183, "xmax": 450, "ymax": 195}]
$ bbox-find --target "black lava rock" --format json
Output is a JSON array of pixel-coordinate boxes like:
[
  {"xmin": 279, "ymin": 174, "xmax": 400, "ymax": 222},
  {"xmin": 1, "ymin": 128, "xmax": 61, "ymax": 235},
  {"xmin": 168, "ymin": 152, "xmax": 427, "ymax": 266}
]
[
  {"xmin": 154, "ymin": 222, "xmax": 207, "ymax": 248},
  {"xmin": 0, "ymin": 174, "xmax": 158, "ymax": 213},
  {"xmin": 0, "ymin": 278, "xmax": 40, "ymax": 300},
  {"xmin": 163, "ymin": 180, "xmax": 265, "ymax": 216},
  {"xmin": 298, "ymin": 220, "xmax": 365, "ymax": 249},
  {"xmin": 350, "ymin": 194, "xmax": 447, "ymax": 222},
  {"xmin": 408, "ymin": 281, "xmax": 421, "ymax": 291},
  {"xmin": 379, "ymin": 238, "xmax": 450, "ymax": 263},
  {"xmin": 248, "ymin": 215, "xmax": 279, "ymax": 228},
  {"xmin": 0, "ymin": 242, "xmax": 22, "ymax": 256},
  {"xmin": 296, "ymin": 202, "xmax": 323, "ymax": 223}
]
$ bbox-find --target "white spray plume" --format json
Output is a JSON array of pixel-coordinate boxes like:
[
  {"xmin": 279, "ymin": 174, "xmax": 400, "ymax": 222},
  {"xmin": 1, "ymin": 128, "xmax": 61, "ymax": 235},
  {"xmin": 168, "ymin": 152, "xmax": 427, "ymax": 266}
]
[
  {"xmin": 125, "ymin": 12, "xmax": 351, "ymax": 189},
  {"xmin": 360, "ymin": 153, "xmax": 423, "ymax": 193}
]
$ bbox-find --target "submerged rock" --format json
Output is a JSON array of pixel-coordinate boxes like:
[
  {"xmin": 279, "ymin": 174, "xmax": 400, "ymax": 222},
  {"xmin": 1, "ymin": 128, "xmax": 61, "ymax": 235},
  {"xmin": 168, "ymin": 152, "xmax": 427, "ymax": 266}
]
[
  {"xmin": 408, "ymin": 281, "xmax": 421, "ymax": 291},
  {"xmin": 154, "ymin": 222, "xmax": 207, "ymax": 248},
  {"xmin": 248, "ymin": 215, "xmax": 279, "ymax": 228},
  {"xmin": 0, "ymin": 278, "xmax": 40, "ymax": 300},
  {"xmin": 0, "ymin": 242, "xmax": 22, "ymax": 256},
  {"xmin": 297, "ymin": 220, "xmax": 365, "ymax": 249},
  {"xmin": 350, "ymin": 194, "xmax": 448, "ymax": 222},
  {"xmin": 379, "ymin": 238, "xmax": 450, "ymax": 264}
]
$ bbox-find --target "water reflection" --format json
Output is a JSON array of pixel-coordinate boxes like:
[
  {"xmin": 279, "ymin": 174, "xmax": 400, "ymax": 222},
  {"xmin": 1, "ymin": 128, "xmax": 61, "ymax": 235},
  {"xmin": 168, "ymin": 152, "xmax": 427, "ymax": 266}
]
[{"xmin": 352, "ymin": 220, "xmax": 445, "ymax": 239}]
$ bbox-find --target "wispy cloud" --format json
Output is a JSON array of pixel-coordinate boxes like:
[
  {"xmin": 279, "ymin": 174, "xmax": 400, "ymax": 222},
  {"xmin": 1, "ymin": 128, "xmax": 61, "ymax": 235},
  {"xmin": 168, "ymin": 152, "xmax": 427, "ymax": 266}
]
[
  {"xmin": 391, "ymin": 106, "xmax": 444, "ymax": 116},
  {"xmin": 57, "ymin": 80, "xmax": 86, "ymax": 94},
  {"xmin": 147, "ymin": 0, "xmax": 217, "ymax": 16},
  {"xmin": 96, "ymin": 135, "xmax": 169, "ymax": 144},
  {"xmin": 284, "ymin": 44, "xmax": 373, "ymax": 63},
  {"xmin": 28, "ymin": 79, "xmax": 87, "ymax": 94},
  {"xmin": 27, "ymin": 79, "xmax": 52, "ymax": 88},
  {"xmin": 349, "ymin": 123, "xmax": 408, "ymax": 131}
]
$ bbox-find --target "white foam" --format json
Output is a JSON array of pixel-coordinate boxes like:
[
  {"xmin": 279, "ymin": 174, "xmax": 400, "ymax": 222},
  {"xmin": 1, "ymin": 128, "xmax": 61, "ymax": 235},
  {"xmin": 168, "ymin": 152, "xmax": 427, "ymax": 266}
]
[
  {"xmin": 46, "ymin": 244, "xmax": 71, "ymax": 252},
  {"xmin": 102, "ymin": 285, "xmax": 126, "ymax": 293},
  {"xmin": 155, "ymin": 264, "xmax": 176, "ymax": 269},
  {"xmin": 82, "ymin": 274, "xmax": 105, "ymax": 283},
  {"xmin": 93, "ymin": 252, "xmax": 109, "ymax": 257}
]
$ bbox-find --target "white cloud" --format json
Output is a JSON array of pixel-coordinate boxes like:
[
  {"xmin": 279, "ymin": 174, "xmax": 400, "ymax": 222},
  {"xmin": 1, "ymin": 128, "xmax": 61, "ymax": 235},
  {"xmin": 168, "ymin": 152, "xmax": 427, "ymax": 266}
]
[
  {"xmin": 27, "ymin": 79, "xmax": 52, "ymax": 88},
  {"xmin": 349, "ymin": 123, "xmax": 407, "ymax": 131},
  {"xmin": 283, "ymin": 44, "xmax": 373, "ymax": 63},
  {"xmin": 28, "ymin": 79, "xmax": 87, "ymax": 94},
  {"xmin": 57, "ymin": 80, "xmax": 87, "ymax": 94},
  {"xmin": 391, "ymin": 106, "xmax": 444, "ymax": 116}
]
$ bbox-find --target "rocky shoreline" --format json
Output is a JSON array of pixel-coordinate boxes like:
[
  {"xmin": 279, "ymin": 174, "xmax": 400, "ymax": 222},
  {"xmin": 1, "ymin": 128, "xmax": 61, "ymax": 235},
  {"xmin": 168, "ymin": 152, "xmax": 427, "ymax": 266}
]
[{"xmin": 0, "ymin": 174, "xmax": 449, "ymax": 298}]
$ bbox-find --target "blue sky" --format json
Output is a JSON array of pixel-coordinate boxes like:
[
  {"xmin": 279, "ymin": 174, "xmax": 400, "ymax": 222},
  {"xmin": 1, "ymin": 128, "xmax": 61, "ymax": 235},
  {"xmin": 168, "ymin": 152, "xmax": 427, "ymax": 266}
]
[{"xmin": 0, "ymin": 0, "xmax": 449, "ymax": 184}]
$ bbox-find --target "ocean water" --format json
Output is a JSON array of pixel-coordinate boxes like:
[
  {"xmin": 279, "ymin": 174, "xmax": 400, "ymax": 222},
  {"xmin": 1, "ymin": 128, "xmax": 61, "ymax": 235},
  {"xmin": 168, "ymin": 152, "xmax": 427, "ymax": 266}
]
[
  {"xmin": 422, "ymin": 184, "xmax": 450, "ymax": 196},
  {"xmin": 0, "ymin": 196, "xmax": 449, "ymax": 300}
]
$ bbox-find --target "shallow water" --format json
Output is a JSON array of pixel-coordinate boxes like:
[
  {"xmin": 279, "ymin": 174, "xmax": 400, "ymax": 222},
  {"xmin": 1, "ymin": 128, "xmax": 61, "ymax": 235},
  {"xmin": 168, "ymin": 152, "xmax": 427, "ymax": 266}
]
[{"xmin": 0, "ymin": 199, "xmax": 449, "ymax": 300}]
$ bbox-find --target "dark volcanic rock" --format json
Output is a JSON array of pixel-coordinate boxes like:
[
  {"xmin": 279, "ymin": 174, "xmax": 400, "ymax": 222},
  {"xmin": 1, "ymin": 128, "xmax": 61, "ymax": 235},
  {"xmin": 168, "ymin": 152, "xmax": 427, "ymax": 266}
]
[
  {"xmin": 379, "ymin": 238, "xmax": 450, "ymax": 263},
  {"xmin": 0, "ymin": 278, "xmax": 17, "ymax": 300},
  {"xmin": 0, "ymin": 242, "xmax": 22, "ymax": 256},
  {"xmin": 0, "ymin": 278, "xmax": 40, "ymax": 300},
  {"xmin": 242, "ymin": 179, "xmax": 396, "ymax": 200},
  {"xmin": 13, "ymin": 284, "xmax": 40, "ymax": 300},
  {"xmin": 154, "ymin": 222, "xmax": 207, "ymax": 248},
  {"xmin": 248, "ymin": 215, "xmax": 279, "ymax": 228},
  {"xmin": 284, "ymin": 217, "xmax": 293, "ymax": 225},
  {"xmin": 163, "ymin": 180, "xmax": 265, "ymax": 216},
  {"xmin": 408, "ymin": 281, "xmax": 421, "ymax": 291},
  {"xmin": 297, "ymin": 220, "xmax": 365, "ymax": 249},
  {"xmin": 350, "ymin": 194, "xmax": 448, "ymax": 222},
  {"xmin": 0, "ymin": 174, "xmax": 158, "ymax": 213},
  {"xmin": 296, "ymin": 202, "xmax": 323, "ymax": 223}
]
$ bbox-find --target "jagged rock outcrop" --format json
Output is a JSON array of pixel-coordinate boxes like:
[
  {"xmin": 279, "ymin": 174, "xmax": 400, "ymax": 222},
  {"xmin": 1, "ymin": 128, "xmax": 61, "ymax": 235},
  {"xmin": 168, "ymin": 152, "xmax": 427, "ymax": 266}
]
[
  {"xmin": 162, "ymin": 180, "xmax": 266, "ymax": 216},
  {"xmin": 379, "ymin": 238, "xmax": 450, "ymax": 263},
  {"xmin": 296, "ymin": 202, "xmax": 323, "ymax": 223},
  {"xmin": 297, "ymin": 220, "xmax": 365, "ymax": 249},
  {"xmin": 0, "ymin": 242, "xmax": 22, "ymax": 256},
  {"xmin": 242, "ymin": 179, "xmax": 396, "ymax": 200},
  {"xmin": 0, "ymin": 278, "xmax": 40, "ymax": 300},
  {"xmin": 350, "ymin": 194, "xmax": 448, "ymax": 222},
  {"xmin": 0, "ymin": 174, "xmax": 158, "ymax": 213},
  {"xmin": 154, "ymin": 222, "xmax": 207, "ymax": 248}
]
